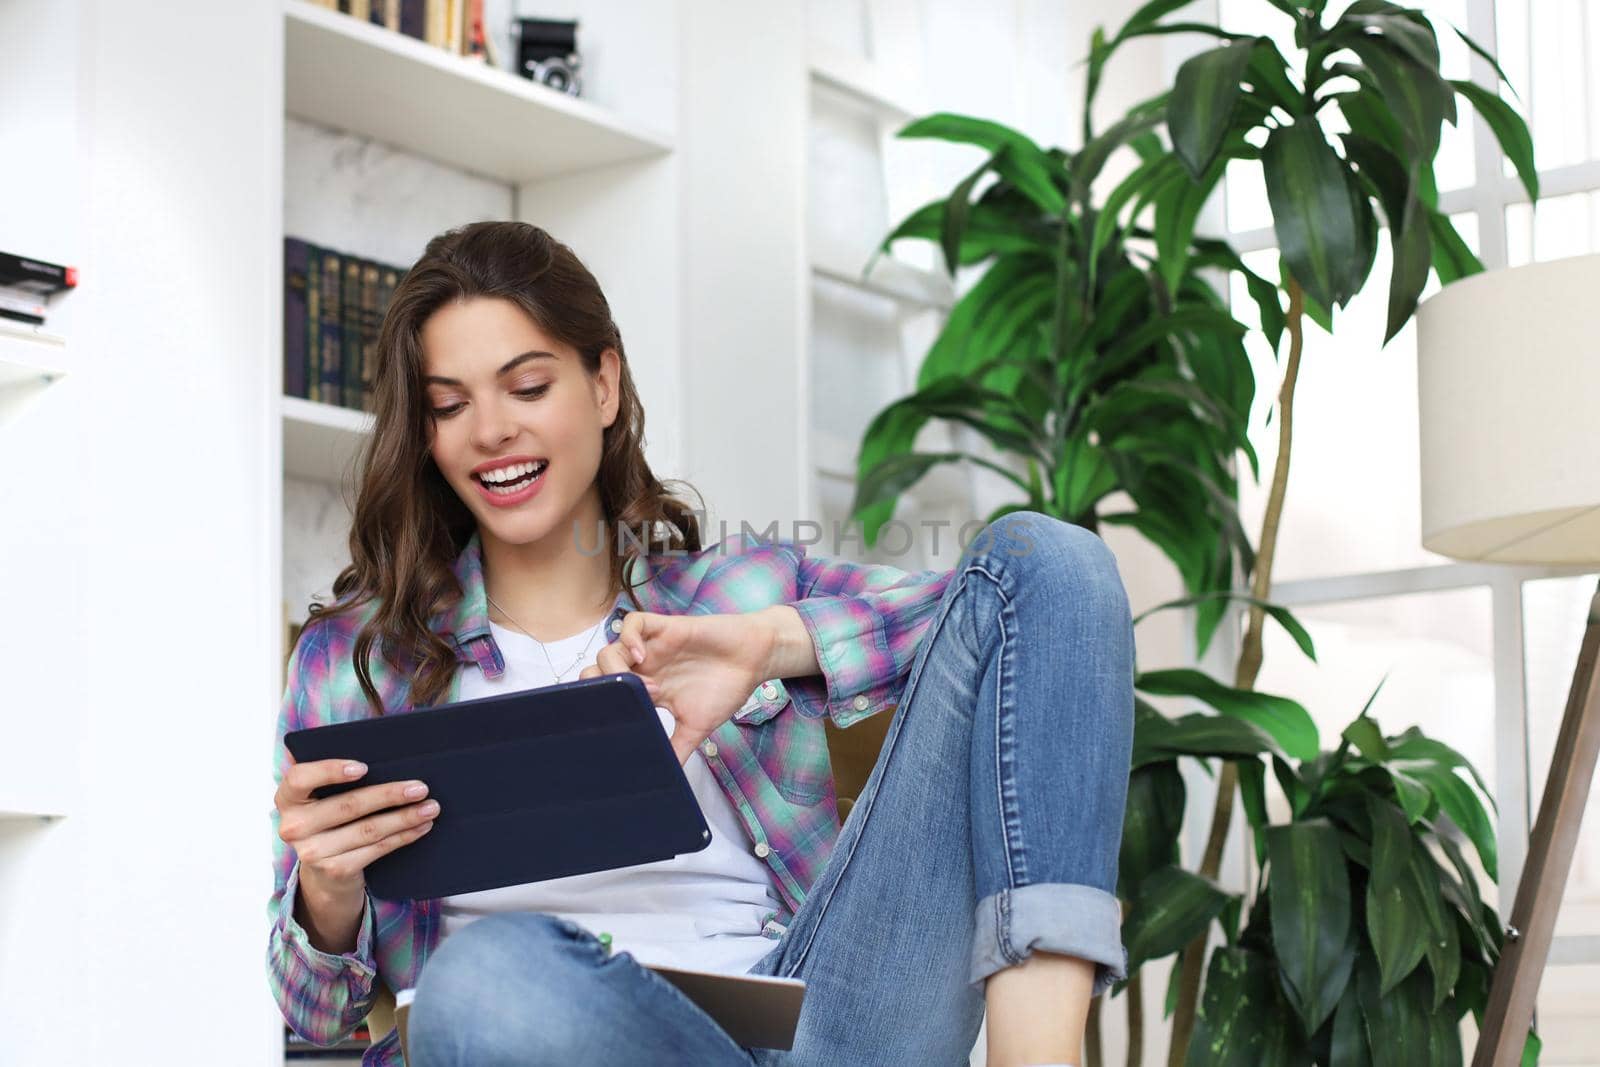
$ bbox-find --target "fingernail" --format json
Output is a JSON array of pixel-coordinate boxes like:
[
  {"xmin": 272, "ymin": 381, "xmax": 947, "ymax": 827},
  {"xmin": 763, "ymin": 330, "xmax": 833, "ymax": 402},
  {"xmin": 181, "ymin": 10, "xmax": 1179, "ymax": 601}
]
[
  {"xmin": 419, "ymin": 801, "xmax": 440, "ymax": 817},
  {"xmin": 344, "ymin": 762, "xmax": 366, "ymax": 778},
  {"xmin": 631, "ymin": 643, "xmax": 643, "ymax": 664},
  {"xmin": 404, "ymin": 783, "xmax": 428, "ymax": 799}
]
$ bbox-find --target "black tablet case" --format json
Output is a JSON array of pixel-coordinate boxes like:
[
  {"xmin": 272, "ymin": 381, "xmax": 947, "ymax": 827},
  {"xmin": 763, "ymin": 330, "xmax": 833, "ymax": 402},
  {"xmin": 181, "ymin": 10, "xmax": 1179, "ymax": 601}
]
[{"xmin": 283, "ymin": 673, "xmax": 712, "ymax": 901}]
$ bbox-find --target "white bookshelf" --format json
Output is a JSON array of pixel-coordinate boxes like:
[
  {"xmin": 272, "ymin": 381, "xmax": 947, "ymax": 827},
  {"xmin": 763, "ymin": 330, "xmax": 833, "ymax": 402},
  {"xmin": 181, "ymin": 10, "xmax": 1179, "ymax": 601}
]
[
  {"xmin": 811, "ymin": 250, "xmax": 954, "ymax": 309},
  {"xmin": 0, "ymin": 803, "xmax": 66, "ymax": 823},
  {"xmin": 808, "ymin": 43, "xmax": 925, "ymax": 121},
  {"xmin": 282, "ymin": 395, "xmax": 373, "ymax": 486},
  {"xmin": 284, "ymin": 0, "xmax": 674, "ymax": 183},
  {"xmin": 0, "ymin": 323, "xmax": 67, "ymax": 392},
  {"xmin": 0, "ymin": 0, "xmax": 79, "ymax": 844}
]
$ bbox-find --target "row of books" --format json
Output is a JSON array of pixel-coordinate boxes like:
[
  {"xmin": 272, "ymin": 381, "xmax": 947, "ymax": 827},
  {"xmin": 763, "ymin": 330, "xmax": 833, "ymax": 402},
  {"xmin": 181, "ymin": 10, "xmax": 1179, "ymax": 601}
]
[
  {"xmin": 308, "ymin": 0, "xmax": 494, "ymax": 63},
  {"xmin": 0, "ymin": 250, "xmax": 76, "ymax": 329},
  {"xmin": 284, "ymin": 1022, "xmax": 371, "ymax": 1057},
  {"xmin": 284, "ymin": 238, "xmax": 406, "ymax": 412}
]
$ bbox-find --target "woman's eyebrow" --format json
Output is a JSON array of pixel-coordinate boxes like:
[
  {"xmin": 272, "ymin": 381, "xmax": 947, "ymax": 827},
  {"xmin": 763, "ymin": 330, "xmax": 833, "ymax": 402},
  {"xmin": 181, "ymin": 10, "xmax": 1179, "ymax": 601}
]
[{"xmin": 425, "ymin": 350, "xmax": 556, "ymax": 386}]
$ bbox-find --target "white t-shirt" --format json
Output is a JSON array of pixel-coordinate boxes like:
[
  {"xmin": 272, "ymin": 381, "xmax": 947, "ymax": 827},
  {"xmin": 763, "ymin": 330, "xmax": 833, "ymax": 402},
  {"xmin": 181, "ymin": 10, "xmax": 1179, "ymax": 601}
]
[{"xmin": 439, "ymin": 617, "xmax": 781, "ymax": 975}]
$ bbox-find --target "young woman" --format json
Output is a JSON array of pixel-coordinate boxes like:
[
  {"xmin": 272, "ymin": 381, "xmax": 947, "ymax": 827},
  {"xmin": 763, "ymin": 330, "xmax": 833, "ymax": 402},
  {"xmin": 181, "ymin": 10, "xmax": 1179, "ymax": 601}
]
[{"xmin": 268, "ymin": 221, "xmax": 1135, "ymax": 1067}]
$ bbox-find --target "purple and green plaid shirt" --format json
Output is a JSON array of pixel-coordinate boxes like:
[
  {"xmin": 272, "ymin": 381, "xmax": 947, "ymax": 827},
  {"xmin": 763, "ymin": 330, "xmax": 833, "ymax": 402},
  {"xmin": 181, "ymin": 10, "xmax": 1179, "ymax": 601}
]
[{"xmin": 268, "ymin": 531, "xmax": 952, "ymax": 1061}]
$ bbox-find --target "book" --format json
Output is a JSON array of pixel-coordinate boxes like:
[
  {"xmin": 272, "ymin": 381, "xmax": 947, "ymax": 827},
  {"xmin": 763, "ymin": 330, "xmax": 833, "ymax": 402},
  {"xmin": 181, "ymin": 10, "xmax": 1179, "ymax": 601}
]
[
  {"xmin": 358, "ymin": 260, "xmax": 382, "ymax": 412},
  {"xmin": 283, "ymin": 239, "xmax": 310, "ymax": 399},
  {"xmin": 398, "ymin": 0, "xmax": 424, "ymax": 40},
  {"xmin": 0, "ymin": 251, "xmax": 77, "ymax": 296},
  {"xmin": 0, "ymin": 286, "xmax": 48, "ymax": 326},
  {"xmin": 342, "ymin": 256, "xmax": 364, "ymax": 410},
  {"xmin": 463, "ymin": 0, "xmax": 487, "ymax": 63},
  {"xmin": 317, "ymin": 248, "xmax": 343, "ymax": 408},
  {"xmin": 424, "ymin": 0, "xmax": 446, "ymax": 47},
  {"xmin": 283, "ymin": 238, "xmax": 407, "ymax": 410},
  {"xmin": 445, "ymin": 0, "xmax": 462, "ymax": 54},
  {"xmin": 370, "ymin": 264, "xmax": 400, "ymax": 413}
]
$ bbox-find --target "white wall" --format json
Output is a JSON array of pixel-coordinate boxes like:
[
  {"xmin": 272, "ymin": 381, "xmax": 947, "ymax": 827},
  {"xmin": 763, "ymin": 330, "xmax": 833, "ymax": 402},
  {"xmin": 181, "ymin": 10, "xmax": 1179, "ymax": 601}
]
[
  {"xmin": 677, "ymin": 1, "xmax": 811, "ymax": 535},
  {"xmin": 0, "ymin": 1, "xmax": 284, "ymax": 1064}
]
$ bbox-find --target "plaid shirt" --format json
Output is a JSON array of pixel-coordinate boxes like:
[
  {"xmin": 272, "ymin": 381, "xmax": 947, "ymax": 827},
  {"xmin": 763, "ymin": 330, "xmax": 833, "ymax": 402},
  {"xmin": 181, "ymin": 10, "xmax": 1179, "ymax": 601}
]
[{"xmin": 268, "ymin": 531, "xmax": 952, "ymax": 1060}]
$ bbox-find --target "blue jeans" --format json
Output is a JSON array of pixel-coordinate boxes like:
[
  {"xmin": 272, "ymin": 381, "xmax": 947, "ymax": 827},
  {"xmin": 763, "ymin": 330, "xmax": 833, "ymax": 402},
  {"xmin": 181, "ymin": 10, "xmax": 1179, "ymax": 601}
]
[{"xmin": 408, "ymin": 512, "xmax": 1134, "ymax": 1066}]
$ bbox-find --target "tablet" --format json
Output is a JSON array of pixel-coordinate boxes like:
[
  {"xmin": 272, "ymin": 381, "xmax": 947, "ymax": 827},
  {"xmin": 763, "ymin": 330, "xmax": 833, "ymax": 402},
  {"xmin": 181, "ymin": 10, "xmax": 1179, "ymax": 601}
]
[
  {"xmin": 393, "ymin": 966, "xmax": 807, "ymax": 1052},
  {"xmin": 282, "ymin": 673, "xmax": 712, "ymax": 901}
]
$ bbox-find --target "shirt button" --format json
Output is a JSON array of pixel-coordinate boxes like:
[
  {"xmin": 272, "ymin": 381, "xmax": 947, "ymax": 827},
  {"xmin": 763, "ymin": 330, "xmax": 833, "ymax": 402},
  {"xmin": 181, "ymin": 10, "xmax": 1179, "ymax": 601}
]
[
  {"xmin": 760, "ymin": 681, "xmax": 778, "ymax": 700},
  {"xmin": 701, "ymin": 741, "xmax": 718, "ymax": 759},
  {"xmin": 609, "ymin": 618, "xmax": 623, "ymax": 634},
  {"xmin": 852, "ymin": 694, "xmax": 870, "ymax": 711},
  {"xmin": 754, "ymin": 842, "xmax": 771, "ymax": 859}
]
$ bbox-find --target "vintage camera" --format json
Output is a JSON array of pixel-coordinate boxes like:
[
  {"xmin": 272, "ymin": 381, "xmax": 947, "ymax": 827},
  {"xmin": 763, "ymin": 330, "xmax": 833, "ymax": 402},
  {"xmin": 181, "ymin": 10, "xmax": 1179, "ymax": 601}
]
[{"xmin": 513, "ymin": 17, "xmax": 582, "ymax": 97}]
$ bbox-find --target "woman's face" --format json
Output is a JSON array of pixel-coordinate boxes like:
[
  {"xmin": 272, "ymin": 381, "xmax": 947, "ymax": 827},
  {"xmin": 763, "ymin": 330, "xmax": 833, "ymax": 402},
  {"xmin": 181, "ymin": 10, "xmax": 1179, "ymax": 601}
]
[{"xmin": 421, "ymin": 296, "xmax": 619, "ymax": 551}]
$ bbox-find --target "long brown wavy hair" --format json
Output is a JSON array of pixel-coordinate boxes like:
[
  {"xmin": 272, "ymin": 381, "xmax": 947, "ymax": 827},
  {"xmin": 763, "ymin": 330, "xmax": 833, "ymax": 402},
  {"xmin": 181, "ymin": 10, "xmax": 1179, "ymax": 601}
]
[{"xmin": 308, "ymin": 221, "xmax": 704, "ymax": 714}]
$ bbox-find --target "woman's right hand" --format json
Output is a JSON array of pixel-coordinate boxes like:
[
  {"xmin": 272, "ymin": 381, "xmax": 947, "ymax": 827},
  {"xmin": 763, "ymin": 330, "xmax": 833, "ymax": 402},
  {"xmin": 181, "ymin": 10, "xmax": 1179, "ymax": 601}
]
[{"xmin": 275, "ymin": 758, "xmax": 439, "ymax": 899}]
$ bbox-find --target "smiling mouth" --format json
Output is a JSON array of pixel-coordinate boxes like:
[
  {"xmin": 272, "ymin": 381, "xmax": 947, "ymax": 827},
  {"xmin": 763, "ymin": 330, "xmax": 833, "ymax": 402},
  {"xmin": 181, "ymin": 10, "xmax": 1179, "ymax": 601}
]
[{"xmin": 473, "ymin": 459, "xmax": 549, "ymax": 495}]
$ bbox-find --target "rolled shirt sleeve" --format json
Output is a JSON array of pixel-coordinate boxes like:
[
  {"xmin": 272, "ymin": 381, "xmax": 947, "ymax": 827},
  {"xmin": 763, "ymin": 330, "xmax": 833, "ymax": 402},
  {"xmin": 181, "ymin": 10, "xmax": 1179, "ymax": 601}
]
[{"xmin": 781, "ymin": 552, "xmax": 953, "ymax": 728}]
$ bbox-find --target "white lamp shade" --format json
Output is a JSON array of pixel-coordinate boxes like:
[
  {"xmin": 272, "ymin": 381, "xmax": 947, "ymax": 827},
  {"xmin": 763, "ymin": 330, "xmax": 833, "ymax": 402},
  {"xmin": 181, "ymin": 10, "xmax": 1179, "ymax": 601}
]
[{"xmin": 1417, "ymin": 253, "xmax": 1600, "ymax": 564}]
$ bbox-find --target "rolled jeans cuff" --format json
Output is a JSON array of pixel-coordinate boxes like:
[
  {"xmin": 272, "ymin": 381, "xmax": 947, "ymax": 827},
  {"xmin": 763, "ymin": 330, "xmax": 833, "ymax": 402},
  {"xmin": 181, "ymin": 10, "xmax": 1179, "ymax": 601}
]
[{"xmin": 969, "ymin": 884, "xmax": 1128, "ymax": 996}]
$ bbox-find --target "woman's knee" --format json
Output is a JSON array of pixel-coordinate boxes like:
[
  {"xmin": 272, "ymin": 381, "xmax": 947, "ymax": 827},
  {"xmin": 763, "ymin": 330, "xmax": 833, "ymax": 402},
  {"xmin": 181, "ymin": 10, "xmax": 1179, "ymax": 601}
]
[
  {"xmin": 409, "ymin": 913, "xmax": 606, "ymax": 1064},
  {"xmin": 964, "ymin": 511, "xmax": 1128, "ymax": 616}
]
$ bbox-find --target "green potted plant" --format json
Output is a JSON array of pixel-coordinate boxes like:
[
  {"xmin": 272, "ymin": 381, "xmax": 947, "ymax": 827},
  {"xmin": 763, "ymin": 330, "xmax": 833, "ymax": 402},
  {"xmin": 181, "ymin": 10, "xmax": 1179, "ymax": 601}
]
[
  {"xmin": 1123, "ymin": 683, "xmax": 1529, "ymax": 1065},
  {"xmin": 845, "ymin": 1, "xmax": 1539, "ymax": 1061},
  {"xmin": 1086, "ymin": 2, "xmax": 1537, "ymax": 1056}
]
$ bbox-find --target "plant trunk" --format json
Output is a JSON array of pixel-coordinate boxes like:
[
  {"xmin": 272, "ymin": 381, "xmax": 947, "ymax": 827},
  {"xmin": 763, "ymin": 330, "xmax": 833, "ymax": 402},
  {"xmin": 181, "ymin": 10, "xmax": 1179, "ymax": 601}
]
[
  {"xmin": 1086, "ymin": 996, "xmax": 1104, "ymax": 1067},
  {"xmin": 1126, "ymin": 971, "xmax": 1144, "ymax": 1067},
  {"xmin": 1165, "ymin": 279, "xmax": 1307, "ymax": 1066}
]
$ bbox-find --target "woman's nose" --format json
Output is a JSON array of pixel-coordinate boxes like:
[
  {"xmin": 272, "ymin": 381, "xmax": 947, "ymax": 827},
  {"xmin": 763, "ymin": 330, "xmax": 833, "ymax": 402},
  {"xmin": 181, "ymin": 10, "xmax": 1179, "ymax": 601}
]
[{"xmin": 469, "ymin": 404, "xmax": 517, "ymax": 451}]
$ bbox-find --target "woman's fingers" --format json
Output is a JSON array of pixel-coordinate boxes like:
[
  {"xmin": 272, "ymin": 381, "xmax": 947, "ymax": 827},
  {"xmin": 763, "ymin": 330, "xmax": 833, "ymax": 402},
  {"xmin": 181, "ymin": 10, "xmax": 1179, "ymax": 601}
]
[
  {"xmin": 275, "ymin": 757, "xmax": 368, "ymax": 807},
  {"xmin": 304, "ymin": 817, "xmax": 437, "ymax": 884},
  {"xmin": 619, "ymin": 611, "xmax": 666, "ymax": 666},
  {"xmin": 277, "ymin": 776, "xmax": 431, "ymax": 843},
  {"xmin": 293, "ymin": 799, "xmax": 440, "ymax": 869},
  {"xmin": 590, "ymin": 639, "xmax": 633, "ymax": 677}
]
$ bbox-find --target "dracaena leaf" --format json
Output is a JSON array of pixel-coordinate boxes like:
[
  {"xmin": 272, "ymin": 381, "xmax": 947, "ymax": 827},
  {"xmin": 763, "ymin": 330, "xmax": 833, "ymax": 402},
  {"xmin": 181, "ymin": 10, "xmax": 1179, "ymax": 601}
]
[
  {"xmin": 1366, "ymin": 800, "xmax": 1427, "ymax": 993},
  {"xmin": 1124, "ymin": 865, "xmax": 1233, "ymax": 971},
  {"xmin": 1451, "ymin": 79, "xmax": 1539, "ymax": 201},
  {"xmin": 1132, "ymin": 710, "xmax": 1284, "ymax": 768},
  {"xmin": 1170, "ymin": 38, "xmax": 1260, "ymax": 178},
  {"xmin": 1267, "ymin": 820, "xmax": 1356, "ymax": 1033},
  {"xmin": 1426, "ymin": 209, "xmax": 1484, "ymax": 284},
  {"xmin": 1262, "ymin": 122, "xmax": 1365, "ymax": 310},
  {"xmin": 1185, "ymin": 947, "xmax": 1306, "ymax": 1066},
  {"xmin": 1384, "ymin": 189, "xmax": 1431, "ymax": 343},
  {"xmin": 1137, "ymin": 669, "xmax": 1319, "ymax": 760},
  {"xmin": 1346, "ymin": 38, "xmax": 1450, "ymax": 163},
  {"xmin": 1119, "ymin": 759, "xmax": 1186, "ymax": 898}
]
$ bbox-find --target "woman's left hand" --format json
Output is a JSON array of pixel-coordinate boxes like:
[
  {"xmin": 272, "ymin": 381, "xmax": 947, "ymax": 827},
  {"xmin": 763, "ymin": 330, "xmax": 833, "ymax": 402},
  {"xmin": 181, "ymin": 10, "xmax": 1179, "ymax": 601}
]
[{"xmin": 579, "ymin": 610, "xmax": 775, "ymax": 764}]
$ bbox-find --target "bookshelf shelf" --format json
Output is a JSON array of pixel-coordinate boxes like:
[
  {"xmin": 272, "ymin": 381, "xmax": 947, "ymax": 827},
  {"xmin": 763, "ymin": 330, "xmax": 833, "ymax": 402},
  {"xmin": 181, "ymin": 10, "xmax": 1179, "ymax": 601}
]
[
  {"xmin": 807, "ymin": 45, "xmax": 925, "ymax": 121},
  {"xmin": 284, "ymin": 0, "xmax": 674, "ymax": 184},
  {"xmin": 283, "ymin": 395, "xmax": 373, "ymax": 486},
  {"xmin": 0, "ymin": 807, "xmax": 66, "ymax": 823},
  {"xmin": 810, "ymin": 251, "xmax": 954, "ymax": 309},
  {"xmin": 0, "ymin": 323, "xmax": 67, "ymax": 390}
]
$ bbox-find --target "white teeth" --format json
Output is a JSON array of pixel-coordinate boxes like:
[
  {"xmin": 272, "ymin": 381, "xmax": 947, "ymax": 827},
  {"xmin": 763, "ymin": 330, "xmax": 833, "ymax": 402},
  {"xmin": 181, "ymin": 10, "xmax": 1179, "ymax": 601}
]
[{"xmin": 478, "ymin": 460, "xmax": 547, "ymax": 488}]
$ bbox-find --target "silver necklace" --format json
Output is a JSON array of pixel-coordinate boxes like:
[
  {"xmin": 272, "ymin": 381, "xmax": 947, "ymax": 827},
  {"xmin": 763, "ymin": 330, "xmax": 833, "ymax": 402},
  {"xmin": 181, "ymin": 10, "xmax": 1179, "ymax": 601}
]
[{"xmin": 485, "ymin": 591, "xmax": 606, "ymax": 683}]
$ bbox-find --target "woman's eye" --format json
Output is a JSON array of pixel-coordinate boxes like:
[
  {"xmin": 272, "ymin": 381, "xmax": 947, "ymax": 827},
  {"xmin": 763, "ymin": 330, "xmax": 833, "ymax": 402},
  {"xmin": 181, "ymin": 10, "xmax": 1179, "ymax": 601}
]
[
  {"xmin": 514, "ymin": 384, "xmax": 551, "ymax": 400},
  {"xmin": 431, "ymin": 402, "xmax": 465, "ymax": 418}
]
